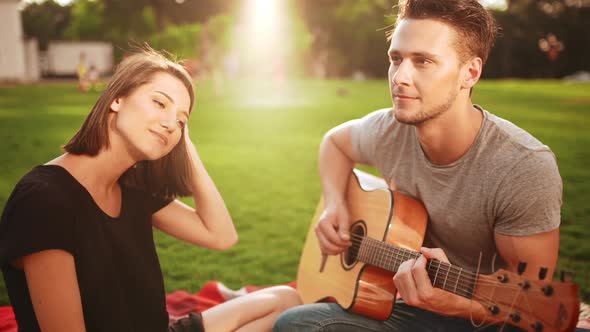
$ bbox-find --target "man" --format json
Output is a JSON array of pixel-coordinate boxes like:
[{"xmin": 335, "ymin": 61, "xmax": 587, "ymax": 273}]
[{"xmin": 273, "ymin": 0, "xmax": 562, "ymax": 331}]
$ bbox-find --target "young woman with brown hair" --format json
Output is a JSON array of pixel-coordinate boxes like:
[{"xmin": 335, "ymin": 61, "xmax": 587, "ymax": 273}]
[{"xmin": 0, "ymin": 47, "xmax": 300, "ymax": 332}]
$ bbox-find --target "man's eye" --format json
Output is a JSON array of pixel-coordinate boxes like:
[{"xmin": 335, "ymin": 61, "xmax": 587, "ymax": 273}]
[
  {"xmin": 416, "ymin": 58, "xmax": 430, "ymax": 65},
  {"xmin": 390, "ymin": 57, "xmax": 401, "ymax": 65}
]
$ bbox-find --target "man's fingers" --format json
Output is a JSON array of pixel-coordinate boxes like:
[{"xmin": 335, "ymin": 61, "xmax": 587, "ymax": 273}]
[
  {"xmin": 337, "ymin": 217, "xmax": 350, "ymax": 241},
  {"xmin": 316, "ymin": 221, "xmax": 341, "ymax": 245},
  {"xmin": 318, "ymin": 216, "xmax": 350, "ymax": 247},
  {"xmin": 315, "ymin": 227, "xmax": 347, "ymax": 255},
  {"xmin": 420, "ymin": 247, "xmax": 449, "ymax": 263},
  {"xmin": 393, "ymin": 258, "xmax": 418, "ymax": 304},
  {"xmin": 412, "ymin": 255, "xmax": 434, "ymax": 294}
]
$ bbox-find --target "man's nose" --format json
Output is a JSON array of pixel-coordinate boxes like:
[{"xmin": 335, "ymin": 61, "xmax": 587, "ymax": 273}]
[{"xmin": 391, "ymin": 61, "xmax": 412, "ymax": 86}]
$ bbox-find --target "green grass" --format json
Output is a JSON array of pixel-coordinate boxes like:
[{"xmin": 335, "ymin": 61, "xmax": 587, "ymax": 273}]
[{"xmin": 0, "ymin": 79, "xmax": 588, "ymax": 306}]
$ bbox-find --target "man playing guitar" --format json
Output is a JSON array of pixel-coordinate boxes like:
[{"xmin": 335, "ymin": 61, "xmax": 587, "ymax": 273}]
[{"xmin": 273, "ymin": 0, "xmax": 564, "ymax": 331}]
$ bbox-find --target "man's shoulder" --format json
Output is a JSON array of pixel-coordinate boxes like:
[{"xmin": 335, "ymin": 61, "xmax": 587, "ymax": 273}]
[
  {"xmin": 359, "ymin": 108, "xmax": 405, "ymax": 130},
  {"xmin": 482, "ymin": 109, "xmax": 551, "ymax": 153},
  {"xmin": 360, "ymin": 107, "xmax": 393, "ymax": 122},
  {"xmin": 354, "ymin": 107, "xmax": 412, "ymax": 139},
  {"xmin": 479, "ymin": 109, "xmax": 559, "ymax": 180}
]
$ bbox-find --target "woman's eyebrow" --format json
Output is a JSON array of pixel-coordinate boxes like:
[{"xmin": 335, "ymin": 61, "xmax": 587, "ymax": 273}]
[
  {"xmin": 155, "ymin": 90, "xmax": 189, "ymax": 116},
  {"xmin": 155, "ymin": 90, "xmax": 175, "ymax": 104}
]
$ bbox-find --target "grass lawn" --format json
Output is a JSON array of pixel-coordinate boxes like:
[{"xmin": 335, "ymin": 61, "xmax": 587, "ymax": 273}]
[{"xmin": 0, "ymin": 79, "xmax": 588, "ymax": 306}]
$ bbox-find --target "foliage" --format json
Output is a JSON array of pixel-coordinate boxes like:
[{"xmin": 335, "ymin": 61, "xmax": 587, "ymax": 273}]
[
  {"xmin": 487, "ymin": 0, "xmax": 590, "ymax": 78},
  {"xmin": 63, "ymin": 0, "xmax": 105, "ymax": 41},
  {"xmin": 296, "ymin": 0, "xmax": 396, "ymax": 77},
  {"xmin": 148, "ymin": 23, "xmax": 202, "ymax": 59},
  {"xmin": 21, "ymin": 0, "xmax": 72, "ymax": 49},
  {"xmin": 19, "ymin": 0, "xmax": 590, "ymax": 78}
]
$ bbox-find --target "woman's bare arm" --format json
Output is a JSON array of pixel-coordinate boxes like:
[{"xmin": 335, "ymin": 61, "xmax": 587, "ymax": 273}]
[{"xmin": 22, "ymin": 249, "xmax": 86, "ymax": 332}]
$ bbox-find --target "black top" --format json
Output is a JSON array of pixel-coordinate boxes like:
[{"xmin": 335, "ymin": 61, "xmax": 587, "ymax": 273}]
[{"xmin": 0, "ymin": 165, "xmax": 172, "ymax": 332}]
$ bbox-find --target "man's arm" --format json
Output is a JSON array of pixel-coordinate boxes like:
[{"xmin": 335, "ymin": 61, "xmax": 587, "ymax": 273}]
[
  {"xmin": 315, "ymin": 120, "xmax": 361, "ymax": 255},
  {"xmin": 495, "ymin": 229, "xmax": 559, "ymax": 281}
]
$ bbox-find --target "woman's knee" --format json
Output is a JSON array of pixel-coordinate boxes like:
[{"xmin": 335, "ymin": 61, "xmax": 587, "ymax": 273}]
[{"xmin": 268, "ymin": 285, "xmax": 302, "ymax": 310}]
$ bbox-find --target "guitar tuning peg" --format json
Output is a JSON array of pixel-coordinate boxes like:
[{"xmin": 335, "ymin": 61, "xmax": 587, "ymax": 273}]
[
  {"xmin": 488, "ymin": 305, "xmax": 500, "ymax": 315},
  {"xmin": 517, "ymin": 261, "xmax": 527, "ymax": 275},
  {"xmin": 531, "ymin": 321, "xmax": 544, "ymax": 332},
  {"xmin": 542, "ymin": 285, "xmax": 554, "ymax": 296},
  {"xmin": 538, "ymin": 267, "xmax": 548, "ymax": 280},
  {"xmin": 560, "ymin": 270, "xmax": 574, "ymax": 282},
  {"xmin": 509, "ymin": 312, "xmax": 521, "ymax": 322}
]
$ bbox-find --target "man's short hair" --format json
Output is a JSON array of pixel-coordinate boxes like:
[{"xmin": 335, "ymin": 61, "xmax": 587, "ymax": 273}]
[{"xmin": 395, "ymin": 0, "xmax": 498, "ymax": 65}]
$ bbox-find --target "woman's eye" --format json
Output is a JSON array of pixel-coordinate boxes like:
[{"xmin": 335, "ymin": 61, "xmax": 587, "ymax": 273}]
[
  {"xmin": 176, "ymin": 120, "xmax": 186, "ymax": 129},
  {"xmin": 153, "ymin": 100, "xmax": 165, "ymax": 108}
]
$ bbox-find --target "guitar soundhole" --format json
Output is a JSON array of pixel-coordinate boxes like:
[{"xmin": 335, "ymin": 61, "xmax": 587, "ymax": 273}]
[{"xmin": 341, "ymin": 221, "xmax": 366, "ymax": 270}]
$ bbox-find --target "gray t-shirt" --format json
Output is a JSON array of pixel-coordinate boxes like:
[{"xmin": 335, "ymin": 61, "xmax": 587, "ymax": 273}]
[{"xmin": 351, "ymin": 107, "xmax": 562, "ymax": 274}]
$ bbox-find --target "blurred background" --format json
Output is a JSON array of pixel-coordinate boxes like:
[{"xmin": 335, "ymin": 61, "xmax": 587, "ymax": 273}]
[
  {"xmin": 0, "ymin": 0, "xmax": 589, "ymax": 309},
  {"xmin": 1, "ymin": 0, "xmax": 589, "ymax": 82}
]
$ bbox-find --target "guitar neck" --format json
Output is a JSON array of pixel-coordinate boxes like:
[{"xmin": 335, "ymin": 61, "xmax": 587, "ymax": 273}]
[{"xmin": 356, "ymin": 236, "xmax": 477, "ymax": 299}]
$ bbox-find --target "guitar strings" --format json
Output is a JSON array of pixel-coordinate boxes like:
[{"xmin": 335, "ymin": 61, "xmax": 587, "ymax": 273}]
[
  {"xmin": 346, "ymin": 234, "xmax": 565, "ymax": 330},
  {"xmin": 348, "ymin": 234, "xmax": 534, "ymax": 323},
  {"xmin": 348, "ymin": 233, "xmax": 565, "ymax": 308},
  {"xmin": 347, "ymin": 234, "xmax": 479, "ymax": 297},
  {"xmin": 348, "ymin": 233, "xmax": 529, "ymax": 293},
  {"xmin": 353, "ymin": 233, "xmax": 527, "ymax": 293},
  {"xmin": 342, "ymin": 233, "xmax": 566, "ymax": 330}
]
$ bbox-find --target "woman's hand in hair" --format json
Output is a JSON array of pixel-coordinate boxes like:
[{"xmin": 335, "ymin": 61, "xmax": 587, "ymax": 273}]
[
  {"xmin": 183, "ymin": 124, "xmax": 202, "ymax": 172},
  {"xmin": 152, "ymin": 123, "xmax": 238, "ymax": 250}
]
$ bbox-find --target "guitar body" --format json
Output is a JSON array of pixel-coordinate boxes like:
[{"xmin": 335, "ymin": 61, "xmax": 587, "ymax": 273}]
[{"xmin": 296, "ymin": 170, "xmax": 428, "ymax": 320}]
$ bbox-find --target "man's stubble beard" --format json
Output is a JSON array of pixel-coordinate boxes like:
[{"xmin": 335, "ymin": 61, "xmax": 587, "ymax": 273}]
[{"xmin": 394, "ymin": 88, "xmax": 458, "ymax": 126}]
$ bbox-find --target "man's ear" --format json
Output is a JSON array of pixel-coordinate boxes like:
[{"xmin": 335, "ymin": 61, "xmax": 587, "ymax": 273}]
[
  {"xmin": 461, "ymin": 57, "xmax": 483, "ymax": 90},
  {"xmin": 110, "ymin": 98, "xmax": 122, "ymax": 112}
]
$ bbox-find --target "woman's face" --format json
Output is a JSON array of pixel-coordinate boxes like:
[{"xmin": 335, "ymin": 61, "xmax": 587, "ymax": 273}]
[{"xmin": 109, "ymin": 72, "xmax": 191, "ymax": 161}]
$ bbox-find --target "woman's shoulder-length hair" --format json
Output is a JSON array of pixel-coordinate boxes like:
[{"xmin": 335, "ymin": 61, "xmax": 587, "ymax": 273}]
[{"xmin": 63, "ymin": 46, "xmax": 196, "ymax": 199}]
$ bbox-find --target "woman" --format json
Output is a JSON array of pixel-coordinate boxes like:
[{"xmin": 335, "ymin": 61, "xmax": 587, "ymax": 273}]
[{"xmin": 0, "ymin": 47, "xmax": 301, "ymax": 331}]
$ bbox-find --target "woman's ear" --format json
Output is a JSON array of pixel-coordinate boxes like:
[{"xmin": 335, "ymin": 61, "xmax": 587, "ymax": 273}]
[{"xmin": 110, "ymin": 98, "xmax": 122, "ymax": 112}]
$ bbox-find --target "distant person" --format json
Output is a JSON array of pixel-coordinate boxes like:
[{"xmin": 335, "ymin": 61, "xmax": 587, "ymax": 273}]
[
  {"xmin": 274, "ymin": 0, "xmax": 563, "ymax": 331},
  {"xmin": 77, "ymin": 52, "xmax": 88, "ymax": 92},
  {"xmin": 86, "ymin": 64, "xmax": 100, "ymax": 91},
  {"xmin": 0, "ymin": 46, "xmax": 301, "ymax": 332}
]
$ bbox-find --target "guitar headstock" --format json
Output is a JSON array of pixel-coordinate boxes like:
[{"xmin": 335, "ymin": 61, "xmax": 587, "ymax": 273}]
[{"xmin": 473, "ymin": 268, "xmax": 580, "ymax": 332}]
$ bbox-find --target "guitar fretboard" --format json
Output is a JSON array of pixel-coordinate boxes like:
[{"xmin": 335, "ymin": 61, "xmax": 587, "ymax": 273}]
[{"xmin": 354, "ymin": 236, "xmax": 476, "ymax": 299}]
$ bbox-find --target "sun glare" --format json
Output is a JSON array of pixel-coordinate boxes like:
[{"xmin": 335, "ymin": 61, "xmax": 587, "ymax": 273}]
[
  {"xmin": 251, "ymin": 0, "xmax": 279, "ymax": 27},
  {"xmin": 241, "ymin": 0, "xmax": 283, "ymax": 56},
  {"xmin": 232, "ymin": 0, "xmax": 303, "ymax": 106}
]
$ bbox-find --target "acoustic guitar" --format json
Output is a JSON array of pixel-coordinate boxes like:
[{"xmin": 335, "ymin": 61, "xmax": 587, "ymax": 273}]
[{"xmin": 297, "ymin": 169, "xmax": 580, "ymax": 332}]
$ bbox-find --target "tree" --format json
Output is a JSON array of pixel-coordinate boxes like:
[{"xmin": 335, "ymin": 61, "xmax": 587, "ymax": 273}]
[
  {"xmin": 21, "ymin": 0, "xmax": 72, "ymax": 49},
  {"xmin": 296, "ymin": 0, "xmax": 396, "ymax": 77},
  {"xmin": 487, "ymin": 0, "xmax": 590, "ymax": 78},
  {"xmin": 63, "ymin": 0, "xmax": 105, "ymax": 41}
]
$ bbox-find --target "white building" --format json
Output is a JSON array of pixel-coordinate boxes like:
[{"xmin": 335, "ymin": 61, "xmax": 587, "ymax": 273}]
[
  {"xmin": 0, "ymin": 0, "xmax": 113, "ymax": 82},
  {"xmin": 0, "ymin": 0, "xmax": 39, "ymax": 82},
  {"xmin": 45, "ymin": 41, "xmax": 114, "ymax": 77}
]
